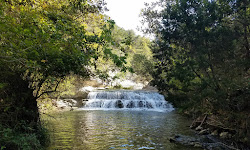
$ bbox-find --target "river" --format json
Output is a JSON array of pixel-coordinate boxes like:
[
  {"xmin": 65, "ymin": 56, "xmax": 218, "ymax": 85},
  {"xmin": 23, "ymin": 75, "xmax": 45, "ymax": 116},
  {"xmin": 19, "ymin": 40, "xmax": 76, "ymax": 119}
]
[
  {"xmin": 42, "ymin": 90, "xmax": 201, "ymax": 150},
  {"xmin": 43, "ymin": 110, "xmax": 202, "ymax": 150}
]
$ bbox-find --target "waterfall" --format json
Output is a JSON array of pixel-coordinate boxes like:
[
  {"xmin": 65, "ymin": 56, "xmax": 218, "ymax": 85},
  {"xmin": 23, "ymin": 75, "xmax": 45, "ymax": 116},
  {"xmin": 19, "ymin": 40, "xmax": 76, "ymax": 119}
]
[{"xmin": 82, "ymin": 90, "xmax": 174, "ymax": 112}]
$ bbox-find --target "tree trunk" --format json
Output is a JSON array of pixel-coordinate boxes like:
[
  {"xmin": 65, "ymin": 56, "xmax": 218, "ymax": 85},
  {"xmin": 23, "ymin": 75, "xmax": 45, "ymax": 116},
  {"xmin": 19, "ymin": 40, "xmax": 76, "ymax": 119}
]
[{"xmin": 3, "ymin": 72, "xmax": 40, "ymax": 129}]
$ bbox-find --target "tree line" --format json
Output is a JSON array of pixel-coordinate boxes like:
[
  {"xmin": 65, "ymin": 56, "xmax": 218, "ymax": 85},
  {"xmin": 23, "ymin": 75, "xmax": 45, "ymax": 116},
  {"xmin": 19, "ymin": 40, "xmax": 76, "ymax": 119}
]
[
  {"xmin": 142, "ymin": 0, "xmax": 249, "ymax": 145},
  {"xmin": 0, "ymin": 0, "xmax": 127, "ymax": 149}
]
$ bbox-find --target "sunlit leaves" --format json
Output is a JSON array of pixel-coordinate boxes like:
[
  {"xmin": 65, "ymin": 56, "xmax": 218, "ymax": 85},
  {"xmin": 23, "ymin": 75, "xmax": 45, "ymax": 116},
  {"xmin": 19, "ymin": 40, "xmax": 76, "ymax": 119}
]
[{"xmin": 0, "ymin": 0, "xmax": 128, "ymax": 98}]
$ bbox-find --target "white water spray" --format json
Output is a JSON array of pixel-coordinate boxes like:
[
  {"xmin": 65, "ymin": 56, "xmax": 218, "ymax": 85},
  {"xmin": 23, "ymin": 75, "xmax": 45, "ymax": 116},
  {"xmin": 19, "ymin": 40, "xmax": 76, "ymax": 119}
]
[{"xmin": 82, "ymin": 90, "xmax": 174, "ymax": 112}]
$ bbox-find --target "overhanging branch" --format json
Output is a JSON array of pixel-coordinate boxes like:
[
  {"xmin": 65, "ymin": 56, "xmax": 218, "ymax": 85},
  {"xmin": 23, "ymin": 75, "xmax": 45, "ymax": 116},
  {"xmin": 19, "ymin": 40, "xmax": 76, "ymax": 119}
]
[{"xmin": 36, "ymin": 78, "xmax": 63, "ymax": 99}]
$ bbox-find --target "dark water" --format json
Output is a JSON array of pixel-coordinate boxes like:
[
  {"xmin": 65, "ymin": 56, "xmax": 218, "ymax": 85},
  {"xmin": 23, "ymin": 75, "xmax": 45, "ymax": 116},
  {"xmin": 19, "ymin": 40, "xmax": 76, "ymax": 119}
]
[{"xmin": 43, "ymin": 110, "xmax": 201, "ymax": 150}]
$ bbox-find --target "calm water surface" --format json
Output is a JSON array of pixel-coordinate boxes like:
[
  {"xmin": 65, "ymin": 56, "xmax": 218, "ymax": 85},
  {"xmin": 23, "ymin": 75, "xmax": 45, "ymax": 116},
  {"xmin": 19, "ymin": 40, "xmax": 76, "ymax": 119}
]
[{"xmin": 43, "ymin": 110, "xmax": 201, "ymax": 150}]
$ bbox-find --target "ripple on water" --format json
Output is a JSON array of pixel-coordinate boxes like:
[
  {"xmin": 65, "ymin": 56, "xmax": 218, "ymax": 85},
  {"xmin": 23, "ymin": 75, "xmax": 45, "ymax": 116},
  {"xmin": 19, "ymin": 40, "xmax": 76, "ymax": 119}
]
[
  {"xmin": 43, "ymin": 110, "xmax": 201, "ymax": 150},
  {"xmin": 138, "ymin": 146, "xmax": 155, "ymax": 149}
]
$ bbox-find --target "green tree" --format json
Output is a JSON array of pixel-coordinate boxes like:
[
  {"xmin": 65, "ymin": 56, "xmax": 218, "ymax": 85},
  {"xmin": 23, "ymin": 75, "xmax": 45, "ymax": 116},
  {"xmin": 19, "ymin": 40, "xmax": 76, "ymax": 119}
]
[
  {"xmin": 0, "ymin": 0, "xmax": 127, "ymax": 149},
  {"xmin": 91, "ymin": 24, "xmax": 154, "ymax": 84},
  {"xmin": 143, "ymin": 0, "xmax": 249, "ymax": 106},
  {"xmin": 142, "ymin": 0, "xmax": 249, "ymax": 144}
]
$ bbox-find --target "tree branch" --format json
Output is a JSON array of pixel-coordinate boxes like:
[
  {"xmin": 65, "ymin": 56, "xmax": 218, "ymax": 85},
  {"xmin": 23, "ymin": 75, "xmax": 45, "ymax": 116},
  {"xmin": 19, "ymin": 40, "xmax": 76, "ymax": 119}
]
[
  {"xmin": 36, "ymin": 78, "xmax": 62, "ymax": 99},
  {"xmin": 190, "ymin": 65, "xmax": 212, "ymax": 88}
]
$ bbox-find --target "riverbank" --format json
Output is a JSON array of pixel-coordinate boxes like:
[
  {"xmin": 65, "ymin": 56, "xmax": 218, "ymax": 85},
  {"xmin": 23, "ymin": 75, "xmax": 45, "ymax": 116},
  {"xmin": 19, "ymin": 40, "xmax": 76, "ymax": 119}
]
[
  {"xmin": 172, "ymin": 110, "xmax": 250, "ymax": 150},
  {"xmin": 159, "ymin": 89, "xmax": 250, "ymax": 150}
]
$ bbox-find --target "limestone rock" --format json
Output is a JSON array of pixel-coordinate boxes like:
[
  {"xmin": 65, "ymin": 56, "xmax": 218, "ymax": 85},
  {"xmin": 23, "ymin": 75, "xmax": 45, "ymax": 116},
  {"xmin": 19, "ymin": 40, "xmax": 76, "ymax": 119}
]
[
  {"xmin": 56, "ymin": 100, "xmax": 69, "ymax": 108},
  {"xmin": 54, "ymin": 99, "xmax": 80, "ymax": 110}
]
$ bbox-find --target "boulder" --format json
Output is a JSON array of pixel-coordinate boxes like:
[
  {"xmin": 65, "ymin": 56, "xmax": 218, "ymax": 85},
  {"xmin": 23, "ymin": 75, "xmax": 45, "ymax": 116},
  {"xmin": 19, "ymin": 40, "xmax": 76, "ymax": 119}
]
[
  {"xmin": 73, "ymin": 91, "xmax": 88, "ymax": 100},
  {"xmin": 169, "ymin": 134, "xmax": 200, "ymax": 146},
  {"xmin": 116, "ymin": 100, "xmax": 124, "ymax": 108},
  {"xmin": 54, "ymin": 99, "xmax": 80, "ymax": 110},
  {"xmin": 169, "ymin": 134, "xmax": 239, "ymax": 150}
]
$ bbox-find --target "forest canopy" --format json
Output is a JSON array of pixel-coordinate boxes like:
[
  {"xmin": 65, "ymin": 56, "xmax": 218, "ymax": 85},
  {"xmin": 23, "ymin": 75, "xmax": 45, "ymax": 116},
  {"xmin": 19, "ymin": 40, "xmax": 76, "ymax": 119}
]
[
  {"xmin": 0, "ymin": 0, "xmax": 132, "ymax": 149},
  {"xmin": 142, "ymin": 0, "xmax": 249, "ymax": 145}
]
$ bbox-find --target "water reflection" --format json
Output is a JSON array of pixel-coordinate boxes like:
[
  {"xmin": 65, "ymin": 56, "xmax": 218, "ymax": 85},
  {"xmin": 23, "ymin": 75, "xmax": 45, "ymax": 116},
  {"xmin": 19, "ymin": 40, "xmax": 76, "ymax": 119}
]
[{"xmin": 43, "ymin": 110, "xmax": 200, "ymax": 150}]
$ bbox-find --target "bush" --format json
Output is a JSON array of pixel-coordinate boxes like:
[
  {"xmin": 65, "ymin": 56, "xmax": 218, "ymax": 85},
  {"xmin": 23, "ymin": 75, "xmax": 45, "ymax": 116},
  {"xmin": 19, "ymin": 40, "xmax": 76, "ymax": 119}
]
[{"xmin": 0, "ymin": 124, "xmax": 49, "ymax": 150}]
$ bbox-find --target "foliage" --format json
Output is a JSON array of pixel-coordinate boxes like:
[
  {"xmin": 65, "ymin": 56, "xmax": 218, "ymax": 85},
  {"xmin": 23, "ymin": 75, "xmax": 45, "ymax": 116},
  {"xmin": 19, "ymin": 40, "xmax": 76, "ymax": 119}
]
[
  {"xmin": 131, "ymin": 54, "xmax": 154, "ymax": 81},
  {"xmin": 0, "ymin": 0, "xmax": 129, "ymax": 149},
  {"xmin": 0, "ymin": 124, "xmax": 49, "ymax": 150},
  {"xmin": 93, "ymin": 25, "xmax": 154, "ymax": 84},
  {"xmin": 0, "ymin": 0, "xmax": 128, "ymax": 99},
  {"xmin": 142, "ymin": 0, "xmax": 250, "ymax": 144}
]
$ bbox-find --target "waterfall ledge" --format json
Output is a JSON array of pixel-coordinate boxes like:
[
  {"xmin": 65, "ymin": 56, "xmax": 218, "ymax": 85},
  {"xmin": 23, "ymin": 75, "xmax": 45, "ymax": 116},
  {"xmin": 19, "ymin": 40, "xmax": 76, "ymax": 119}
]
[{"xmin": 80, "ymin": 90, "xmax": 174, "ymax": 112}]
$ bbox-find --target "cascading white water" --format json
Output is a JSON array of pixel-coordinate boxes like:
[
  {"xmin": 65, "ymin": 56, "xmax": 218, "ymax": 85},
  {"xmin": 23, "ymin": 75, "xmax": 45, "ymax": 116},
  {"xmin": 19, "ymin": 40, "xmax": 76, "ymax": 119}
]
[{"xmin": 82, "ymin": 90, "xmax": 174, "ymax": 112}]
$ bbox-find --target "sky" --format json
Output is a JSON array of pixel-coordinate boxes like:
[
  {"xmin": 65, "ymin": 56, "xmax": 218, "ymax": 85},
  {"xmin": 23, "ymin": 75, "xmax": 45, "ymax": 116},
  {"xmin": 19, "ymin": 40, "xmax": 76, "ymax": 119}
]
[{"xmin": 104, "ymin": 0, "xmax": 157, "ymax": 36}]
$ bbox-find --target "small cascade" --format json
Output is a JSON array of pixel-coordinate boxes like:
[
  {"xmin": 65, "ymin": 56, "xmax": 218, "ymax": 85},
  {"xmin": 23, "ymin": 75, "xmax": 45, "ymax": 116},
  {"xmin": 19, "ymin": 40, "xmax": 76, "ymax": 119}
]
[{"xmin": 82, "ymin": 90, "xmax": 174, "ymax": 112}]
